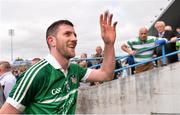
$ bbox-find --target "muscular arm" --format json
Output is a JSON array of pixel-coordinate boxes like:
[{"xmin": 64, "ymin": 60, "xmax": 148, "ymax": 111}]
[
  {"xmin": 87, "ymin": 11, "xmax": 117, "ymax": 82},
  {"xmin": 0, "ymin": 102, "xmax": 21, "ymax": 114}
]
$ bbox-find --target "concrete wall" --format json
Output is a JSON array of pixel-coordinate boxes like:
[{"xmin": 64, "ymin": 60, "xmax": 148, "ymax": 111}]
[{"xmin": 76, "ymin": 62, "xmax": 180, "ymax": 114}]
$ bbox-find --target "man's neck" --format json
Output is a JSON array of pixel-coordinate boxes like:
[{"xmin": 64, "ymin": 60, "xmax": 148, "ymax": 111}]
[
  {"xmin": 159, "ymin": 31, "xmax": 165, "ymax": 35},
  {"xmin": 51, "ymin": 52, "xmax": 69, "ymax": 71}
]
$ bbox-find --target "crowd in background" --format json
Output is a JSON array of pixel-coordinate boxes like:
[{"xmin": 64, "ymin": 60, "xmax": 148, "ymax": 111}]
[{"xmin": 0, "ymin": 20, "xmax": 180, "ymax": 106}]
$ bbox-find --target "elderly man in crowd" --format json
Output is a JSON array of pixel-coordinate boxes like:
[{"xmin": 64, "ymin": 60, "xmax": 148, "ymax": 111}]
[{"xmin": 154, "ymin": 21, "xmax": 178, "ymax": 64}]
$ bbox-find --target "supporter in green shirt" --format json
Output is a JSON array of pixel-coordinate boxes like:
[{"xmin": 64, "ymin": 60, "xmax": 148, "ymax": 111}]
[{"xmin": 0, "ymin": 11, "xmax": 117, "ymax": 114}]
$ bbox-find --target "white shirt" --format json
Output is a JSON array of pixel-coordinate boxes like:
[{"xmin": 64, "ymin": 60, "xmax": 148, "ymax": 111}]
[
  {"xmin": 0, "ymin": 72, "xmax": 16, "ymax": 99},
  {"xmin": 158, "ymin": 31, "xmax": 165, "ymax": 38}
]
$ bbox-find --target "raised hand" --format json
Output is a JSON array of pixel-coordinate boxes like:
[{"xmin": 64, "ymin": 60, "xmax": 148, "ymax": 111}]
[{"xmin": 100, "ymin": 10, "xmax": 117, "ymax": 45}]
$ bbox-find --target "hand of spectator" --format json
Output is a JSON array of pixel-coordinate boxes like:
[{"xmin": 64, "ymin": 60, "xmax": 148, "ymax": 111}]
[
  {"xmin": 170, "ymin": 37, "xmax": 177, "ymax": 43},
  {"xmin": 129, "ymin": 50, "xmax": 136, "ymax": 56},
  {"xmin": 100, "ymin": 10, "xmax": 117, "ymax": 46},
  {"xmin": 153, "ymin": 54, "xmax": 157, "ymax": 58},
  {"xmin": 79, "ymin": 61, "xmax": 87, "ymax": 68}
]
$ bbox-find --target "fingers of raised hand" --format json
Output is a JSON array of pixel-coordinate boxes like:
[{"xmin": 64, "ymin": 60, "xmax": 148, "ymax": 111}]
[
  {"xmin": 100, "ymin": 10, "xmax": 113, "ymax": 27},
  {"xmin": 108, "ymin": 13, "xmax": 113, "ymax": 26},
  {"xmin": 104, "ymin": 10, "xmax": 109, "ymax": 25},
  {"xmin": 101, "ymin": 11, "xmax": 118, "ymax": 30},
  {"xmin": 100, "ymin": 14, "xmax": 104, "ymax": 27},
  {"xmin": 113, "ymin": 21, "xmax": 118, "ymax": 30}
]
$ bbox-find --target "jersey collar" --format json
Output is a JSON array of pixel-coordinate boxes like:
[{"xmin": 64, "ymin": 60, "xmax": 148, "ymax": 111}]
[
  {"xmin": 45, "ymin": 54, "xmax": 70, "ymax": 69},
  {"xmin": 138, "ymin": 37, "xmax": 147, "ymax": 43},
  {"xmin": 45, "ymin": 54, "xmax": 62, "ymax": 69},
  {"xmin": 45, "ymin": 54, "xmax": 70, "ymax": 76}
]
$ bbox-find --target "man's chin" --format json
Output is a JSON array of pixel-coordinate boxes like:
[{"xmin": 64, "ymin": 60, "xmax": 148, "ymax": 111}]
[
  {"xmin": 68, "ymin": 53, "xmax": 76, "ymax": 59},
  {"xmin": 71, "ymin": 55, "xmax": 75, "ymax": 58}
]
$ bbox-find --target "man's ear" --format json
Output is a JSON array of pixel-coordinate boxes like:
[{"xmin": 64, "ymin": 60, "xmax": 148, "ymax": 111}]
[{"xmin": 47, "ymin": 36, "xmax": 56, "ymax": 48}]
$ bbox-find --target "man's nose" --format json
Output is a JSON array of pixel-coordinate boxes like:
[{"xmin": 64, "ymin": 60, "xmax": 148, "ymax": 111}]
[{"xmin": 72, "ymin": 35, "xmax": 77, "ymax": 41}]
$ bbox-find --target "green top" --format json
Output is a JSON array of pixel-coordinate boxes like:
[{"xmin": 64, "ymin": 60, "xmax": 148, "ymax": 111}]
[
  {"xmin": 176, "ymin": 41, "xmax": 180, "ymax": 47},
  {"xmin": 127, "ymin": 36, "xmax": 156, "ymax": 62},
  {"xmin": 7, "ymin": 54, "xmax": 91, "ymax": 114}
]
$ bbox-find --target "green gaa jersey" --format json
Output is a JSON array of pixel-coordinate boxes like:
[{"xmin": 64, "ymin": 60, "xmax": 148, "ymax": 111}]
[{"xmin": 7, "ymin": 54, "xmax": 92, "ymax": 114}]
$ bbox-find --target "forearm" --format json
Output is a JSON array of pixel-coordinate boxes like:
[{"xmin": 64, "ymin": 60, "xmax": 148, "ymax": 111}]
[
  {"xmin": 121, "ymin": 45, "xmax": 132, "ymax": 55},
  {"xmin": 87, "ymin": 10, "xmax": 117, "ymax": 82},
  {"xmin": 100, "ymin": 44, "xmax": 115, "ymax": 80},
  {"xmin": 0, "ymin": 102, "xmax": 21, "ymax": 114}
]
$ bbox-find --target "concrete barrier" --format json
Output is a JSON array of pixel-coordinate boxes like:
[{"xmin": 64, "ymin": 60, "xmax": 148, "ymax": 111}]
[{"xmin": 76, "ymin": 62, "xmax": 180, "ymax": 114}]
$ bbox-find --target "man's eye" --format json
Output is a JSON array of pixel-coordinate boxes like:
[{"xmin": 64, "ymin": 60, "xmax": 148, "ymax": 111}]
[{"xmin": 65, "ymin": 32, "xmax": 71, "ymax": 36}]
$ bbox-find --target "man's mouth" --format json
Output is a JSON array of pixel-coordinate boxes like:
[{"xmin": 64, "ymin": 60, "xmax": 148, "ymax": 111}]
[{"xmin": 68, "ymin": 42, "xmax": 77, "ymax": 48}]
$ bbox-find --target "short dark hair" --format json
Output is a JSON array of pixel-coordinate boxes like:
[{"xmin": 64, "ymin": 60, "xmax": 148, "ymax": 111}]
[
  {"xmin": 46, "ymin": 20, "xmax": 74, "ymax": 49},
  {"xmin": 46, "ymin": 20, "xmax": 74, "ymax": 39}
]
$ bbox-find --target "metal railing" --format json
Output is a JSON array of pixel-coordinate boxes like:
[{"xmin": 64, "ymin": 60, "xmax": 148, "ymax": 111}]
[
  {"xmin": 114, "ymin": 38, "xmax": 180, "ymax": 75},
  {"xmin": 71, "ymin": 37, "xmax": 180, "ymax": 77}
]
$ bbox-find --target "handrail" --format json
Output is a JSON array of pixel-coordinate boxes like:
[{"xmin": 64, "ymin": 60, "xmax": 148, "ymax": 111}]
[
  {"xmin": 114, "ymin": 37, "xmax": 180, "ymax": 75},
  {"xmin": 89, "ymin": 45, "xmax": 159, "ymax": 68},
  {"xmin": 114, "ymin": 50, "xmax": 180, "ymax": 73},
  {"xmin": 91, "ymin": 37, "xmax": 180, "ymax": 69},
  {"xmin": 72, "ymin": 37, "xmax": 180, "ymax": 73},
  {"xmin": 70, "ymin": 57, "xmax": 104, "ymax": 62}
]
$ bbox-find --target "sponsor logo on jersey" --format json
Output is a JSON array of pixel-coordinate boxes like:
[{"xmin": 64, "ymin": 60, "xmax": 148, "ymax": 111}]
[{"xmin": 51, "ymin": 87, "xmax": 62, "ymax": 95}]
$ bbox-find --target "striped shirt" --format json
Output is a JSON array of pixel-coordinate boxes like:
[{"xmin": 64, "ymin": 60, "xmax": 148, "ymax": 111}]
[{"xmin": 127, "ymin": 36, "xmax": 156, "ymax": 62}]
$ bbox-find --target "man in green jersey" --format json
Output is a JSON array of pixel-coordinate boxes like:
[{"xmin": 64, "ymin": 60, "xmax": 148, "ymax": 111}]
[{"xmin": 0, "ymin": 11, "xmax": 117, "ymax": 114}]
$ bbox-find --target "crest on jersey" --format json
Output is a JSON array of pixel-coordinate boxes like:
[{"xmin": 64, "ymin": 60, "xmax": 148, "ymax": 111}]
[{"xmin": 71, "ymin": 74, "xmax": 77, "ymax": 84}]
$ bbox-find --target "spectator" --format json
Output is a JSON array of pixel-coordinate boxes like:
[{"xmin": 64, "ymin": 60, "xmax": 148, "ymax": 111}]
[
  {"xmin": 18, "ymin": 66, "xmax": 27, "ymax": 75},
  {"xmin": 0, "ymin": 11, "xmax": 117, "ymax": 114},
  {"xmin": 12, "ymin": 69, "xmax": 19, "ymax": 78},
  {"xmin": 31, "ymin": 58, "xmax": 41, "ymax": 65},
  {"xmin": 121, "ymin": 27, "xmax": 158, "ymax": 73},
  {"xmin": 154, "ymin": 21, "xmax": 178, "ymax": 64},
  {"xmin": 12, "ymin": 66, "xmax": 28, "ymax": 79},
  {"xmin": 0, "ymin": 61, "xmax": 16, "ymax": 99},
  {"xmin": 91, "ymin": 46, "xmax": 103, "ymax": 68},
  {"xmin": 78, "ymin": 53, "xmax": 92, "ymax": 68}
]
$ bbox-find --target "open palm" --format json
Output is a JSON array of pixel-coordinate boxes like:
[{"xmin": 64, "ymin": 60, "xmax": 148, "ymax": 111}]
[{"xmin": 100, "ymin": 11, "xmax": 117, "ymax": 45}]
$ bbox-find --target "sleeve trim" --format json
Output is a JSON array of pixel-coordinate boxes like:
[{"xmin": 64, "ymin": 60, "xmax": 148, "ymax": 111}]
[
  {"xmin": 6, "ymin": 97, "xmax": 26, "ymax": 112},
  {"xmin": 81, "ymin": 69, "xmax": 92, "ymax": 82}
]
